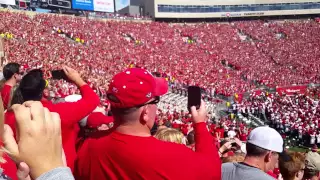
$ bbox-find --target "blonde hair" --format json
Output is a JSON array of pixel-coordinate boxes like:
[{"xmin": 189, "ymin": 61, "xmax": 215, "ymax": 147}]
[
  {"xmin": 155, "ymin": 128, "xmax": 185, "ymax": 144},
  {"xmin": 222, "ymin": 153, "xmax": 245, "ymax": 163}
]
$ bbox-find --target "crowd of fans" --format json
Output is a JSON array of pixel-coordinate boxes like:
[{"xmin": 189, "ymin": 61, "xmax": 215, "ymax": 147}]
[{"xmin": 0, "ymin": 9, "xmax": 320, "ymax": 180}]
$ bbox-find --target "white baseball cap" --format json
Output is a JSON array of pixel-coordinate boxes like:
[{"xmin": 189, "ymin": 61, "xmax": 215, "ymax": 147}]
[{"xmin": 247, "ymin": 126, "xmax": 283, "ymax": 153}]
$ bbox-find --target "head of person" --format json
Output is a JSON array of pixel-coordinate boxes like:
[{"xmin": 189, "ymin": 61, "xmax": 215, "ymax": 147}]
[
  {"xmin": 246, "ymin": 126, "xmax": 283, "ymax": 173},
  {"xmin": 279, "ymin": 152, "xmax": 305, "ymax": 180},
  {"xmin": 187, "ymin": 130, "xmax": 195, "ymax": 146},
  {"xmin": 3, "ymin": 63, "xmax": 22, "ymax": 82},
  {"xmin": 11, "ymin": 69, "xmax": 46, "ymax": 105},
  {"xmin": 154, "ymin": 128, "xmax": 185, "ymax": 144},
  {"xmin": 222, "ymin": 152, "xmax": 245, "ymax": 163},
  {"xmin": 304, "ymin": 151, "xmax": 320, "ymax": 180},
  {"xmin": 107, "ymin": 68, "xmax": 168, "ymax": 133}
]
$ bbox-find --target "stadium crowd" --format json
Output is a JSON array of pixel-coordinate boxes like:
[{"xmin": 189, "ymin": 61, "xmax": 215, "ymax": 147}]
[{"xmin": 0, "ymin": 10, "xmax": 320, "ymax": 180}]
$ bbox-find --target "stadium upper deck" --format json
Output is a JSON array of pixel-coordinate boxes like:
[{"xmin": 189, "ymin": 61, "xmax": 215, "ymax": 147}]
[{"xmin": 148, "ymin": 0, "xmax": 320, "ymax": 18}]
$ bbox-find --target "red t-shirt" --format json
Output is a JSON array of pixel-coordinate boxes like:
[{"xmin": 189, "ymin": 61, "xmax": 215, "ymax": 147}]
[
  {"xmin": 239, "ymin": 133, "xmax": 247, "ymax": 141},
  {"xmin": 267, "ymin": 170, "xmax": 277, "ymax": 179},
  {"xmin": 216, "ymin": 128, "xmax": 225, "ymax": 138},
  {"xmin": 1, "ymin": 84, "xmax": 12, "ymax": 109},
  {"xmin": 5, "ymin": 85, "xmax": 99, "ymax": 172},
  {"xmin": 75, "ymin": 122, "xmax": 221, "ymax": 180}
]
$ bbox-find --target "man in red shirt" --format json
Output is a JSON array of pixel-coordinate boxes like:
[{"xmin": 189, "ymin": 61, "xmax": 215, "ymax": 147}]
[
  {"xmin": 5, "ymin": 67, "xmax": 99, "ymax": 172},
  {"xmin": 75, "ymin": 68, "xmax": 221, "ymax": 180},
  {"xmin": 1, "ymin": 63, "xmax": 22, "ymax": 109}
]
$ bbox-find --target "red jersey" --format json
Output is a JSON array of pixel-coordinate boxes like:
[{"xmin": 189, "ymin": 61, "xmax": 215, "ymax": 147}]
[
  {"xmin": 1, "ymin": 84, "xmax": 12, "ymax": 109},
  {"xmin": 75, "ymin": 122, "xmax": 221, "ymax": 180},
  {"xmin": 5, "ymin": 85, "xmax": 99, "ymax": 172}
]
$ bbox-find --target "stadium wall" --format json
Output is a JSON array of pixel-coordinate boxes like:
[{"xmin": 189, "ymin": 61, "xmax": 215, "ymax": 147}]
[{"xmin": 152, "ymin": 0, "xmax": 320, "ymax": 18}]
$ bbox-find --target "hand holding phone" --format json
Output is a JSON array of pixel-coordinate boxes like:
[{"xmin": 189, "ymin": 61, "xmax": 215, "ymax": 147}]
[
  {"xmin": 51, "ymin": 70, "xmax": 68, "ymax": 80},
  {"xmin": 188, "ymin": 86, "xmax": 201, "ymax": 112}
]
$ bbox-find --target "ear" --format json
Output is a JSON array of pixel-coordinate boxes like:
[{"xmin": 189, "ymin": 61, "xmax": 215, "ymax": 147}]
[
  {"xmin": 140, "ymin": 106, "xmax": 149, "ymax": 124},
  {"xmin": 264, "ymin": 151, "xmax": 272, "ymax": 163}
]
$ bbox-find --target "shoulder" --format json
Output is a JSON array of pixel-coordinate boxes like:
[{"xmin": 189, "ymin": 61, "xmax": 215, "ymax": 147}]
[{"xmin": 222, "ymin": 162, "xmax": 236, "ymax": 170}]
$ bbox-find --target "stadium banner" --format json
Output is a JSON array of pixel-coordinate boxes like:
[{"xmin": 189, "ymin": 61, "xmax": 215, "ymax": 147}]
[
  {"xmin": 0, "ymin": 0, "xmax": 15, "ymax": 5},
  {"xmin": 72, "ymin": 0, "xmax": 114, "ymax": 12},
  {"xmin": 276, "ymin": 85, "xmax": 307, "ymax": 96}
]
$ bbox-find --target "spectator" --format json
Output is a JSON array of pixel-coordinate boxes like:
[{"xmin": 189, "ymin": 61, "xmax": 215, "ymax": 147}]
[
  {"xmin": 3, "ymin": 101, "xmax": 74, "ymax": 180},
  {"xmin": 222, "ymin": 126, "xmax": 283, "ymax": 180},
  {"xmin": 304, "ymin": 147, "xmax": 320, "ymax": 180},
  {"xmin": 5, "ymin": 67, "xmax": 99, "ymax": 172},
  {"xmin": 187, "ymin": 130, "xmax": 195, "ymax": 150},
  {"xmin": 154, "ymin": 128, "xmax": 186, "ymax": 144},
  {"xmin": 75, "ymin": 68, "xmax": 221, "ymax": 180},
  {"xmin": 279, "ymin": 152, "xmax": 305, "ymax": 180},
  {"xmin": 222, "ymin": 153, "xmax": 245, "ymax": 163},
  {"xmin": 1, "ymin": 62, "xmax": 21, "ymax": 109}
]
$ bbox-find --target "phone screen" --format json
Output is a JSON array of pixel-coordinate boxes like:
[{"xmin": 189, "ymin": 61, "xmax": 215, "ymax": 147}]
[
  {"xmin": 51, "ymin": 70, "xmax": 68, "ymax": 80},
  {"xmin": 188, "ymin": 86, "xmax": 201, "ymax": 112}
]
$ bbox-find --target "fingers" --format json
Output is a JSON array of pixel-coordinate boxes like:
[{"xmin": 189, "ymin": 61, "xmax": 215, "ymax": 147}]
[
  {"xmin": 62, "ymin": 66, "xmax": 69, "ymax": 75},
  {"xmin": 12, "ymin": 104, "xmax": 30, "ymax": 137},
  {"xmin": 199, "ymin": 100, "xmax": 206, "ymax": 111},
  {"xmin": 24, "ymin": 101, "xmax": 45, "ymax": 122},
  {"xmin": 17, "ymin": 162, "xmax": 31, "ymax": 180},
  {"xmin": 51, "ymin": 112, "xmax": 61, "ymax": 135},
  {"xmin": 3, "ymin": 125, "xmax": 19, "ymax": 162}
]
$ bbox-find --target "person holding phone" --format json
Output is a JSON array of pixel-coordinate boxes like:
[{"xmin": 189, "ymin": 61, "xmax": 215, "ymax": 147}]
[
  {"xmin": 5, "ymin": 66, "xmax": 100, "ymax": 172},
  {"xmin": 75, "ymin": 68, "xmax": 221, "ymax": 180}
]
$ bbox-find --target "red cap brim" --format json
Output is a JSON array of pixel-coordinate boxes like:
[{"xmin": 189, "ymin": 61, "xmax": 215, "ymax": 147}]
[{"xmin": 154, "ymin": 77, "xmax": 168, "ymax": 96}]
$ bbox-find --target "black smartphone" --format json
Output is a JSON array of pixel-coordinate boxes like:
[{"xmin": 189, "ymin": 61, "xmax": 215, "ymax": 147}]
[
  {"xmin": 51, "ymin": 70, "xmax": 68, "ymax": 80},
  {"xmin": 188, "ymin": 86, "xmax": 201, "ymax": 112}
]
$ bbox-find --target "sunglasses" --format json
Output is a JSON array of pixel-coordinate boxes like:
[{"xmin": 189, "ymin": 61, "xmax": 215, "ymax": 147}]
[{"xmin": 136, "ymin": 96, "xmax": 160, "ymax": 108}]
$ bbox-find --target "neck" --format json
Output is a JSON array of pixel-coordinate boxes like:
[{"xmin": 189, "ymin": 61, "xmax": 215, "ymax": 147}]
[
  {"xmin": 5, "ymin": 78, "xmax": 16, "ymax": 86},
  {"xmin": 114, "ymin": 120, "xmax": 151, "ymax": 137},
  {"xmin": 243, "ymin": 156, "xmax": 266, "ymax": 172}
]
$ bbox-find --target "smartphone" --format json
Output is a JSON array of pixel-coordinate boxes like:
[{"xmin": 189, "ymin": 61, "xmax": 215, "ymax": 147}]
[
  {"xmin": 188, "ymin": 86, "xmax": 201, "ymax": 112},
  {"xmin": 51, "ymin": 70, "xmax": 68, "ymax": 80}
]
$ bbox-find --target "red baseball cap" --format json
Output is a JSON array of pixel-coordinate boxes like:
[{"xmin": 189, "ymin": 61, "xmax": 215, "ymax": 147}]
[
  {"xmin": 107, "ymin": 68, "xmax": 168, "ymax": 109},
  {"xmin": 86, "ymin": 112, "xmax": 114, "ymax": 128}
]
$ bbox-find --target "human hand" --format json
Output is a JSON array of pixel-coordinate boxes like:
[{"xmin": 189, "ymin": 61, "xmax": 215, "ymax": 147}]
[
  {"xmin": 219, "ymin": 141, "xmax": 232, "ymax": 152},
  {"xmin": 17, "ymin": 162, "xmax": 31, "ymax": 180},
  {"xmin": 234, "ymin": 137, "xmax": 243, "ymax": 147},
  {"xmin": 190, "ymin": 100, "xmax": 207, "ymax": 124},
  {"xmin": 3, "ymin": 101, "xmax": 64, "ymax": 179},
  {"xmin": 62, "ymin": 66, "xmax": 86, "ymax": 87}
]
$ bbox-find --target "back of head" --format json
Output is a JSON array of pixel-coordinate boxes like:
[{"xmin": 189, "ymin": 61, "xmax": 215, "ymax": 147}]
[
  {"xmin": 222, "ymin": 153, "xmax": 245, "ymax": 163},
  {"xmin": 247, "ymin": 126, "xmax": 283, "ymax": 154},
  {"xmin": 3, "ymin": 63, "xmax": 20, "ymax": 81},
  {"xmin": 154, "ymin": 128, "xmax": 184, "ymax": 144},
  {"xmin": 187, "ymin": 130, "xmax": 195, "ymax": 145},
  {"xmin": 279, "ymin": 151, "xmax": 305, "ymax": 180},
  {"xmin": 11, "ymin": 69, "xmax": 45, "ymax": 104},
  {"xmin": 304, "ymin": 151, "xmax": 320, "ymax": 180},
  {"xmin": 107, "ymin": 68, "xmax": 168, "ymax": 131}
]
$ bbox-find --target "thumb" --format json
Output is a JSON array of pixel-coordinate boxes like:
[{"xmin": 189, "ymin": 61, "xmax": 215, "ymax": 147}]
[
  {"xmin": 190, "ymin": 106, "xmax": 198, "ymax": 117},
  {"xmin": 17, "ymin": 162, "xmax": 31, "ymax": 180},
  {"xmin": 3, "ymin": 125, "xmax": 19, "ymax": 162}
]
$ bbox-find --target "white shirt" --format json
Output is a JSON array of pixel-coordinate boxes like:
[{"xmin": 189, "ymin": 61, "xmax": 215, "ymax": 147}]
[{"xmin": 228, "ymin": 130, "xmax": 236, "ymax": 139}]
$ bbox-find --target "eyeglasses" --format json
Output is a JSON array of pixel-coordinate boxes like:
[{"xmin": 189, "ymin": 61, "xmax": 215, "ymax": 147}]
[{"xmin": 136, "ymin": 96, "xmax": 160, "ymax": 108}]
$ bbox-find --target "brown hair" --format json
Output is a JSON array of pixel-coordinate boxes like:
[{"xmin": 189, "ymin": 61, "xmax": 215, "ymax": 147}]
[{"xmin": 279, "ymin": 152, "xmax": 305, "ymax": 180}]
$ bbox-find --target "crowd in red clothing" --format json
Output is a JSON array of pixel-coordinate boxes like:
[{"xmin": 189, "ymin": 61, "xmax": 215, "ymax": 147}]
[
  {"xmin": 1, "ymin": 10, "xmax": 320, "ymax": 180},
  {"xmin": 1, "ymin": 12, "xmax": 320, "ymax": 99}
]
